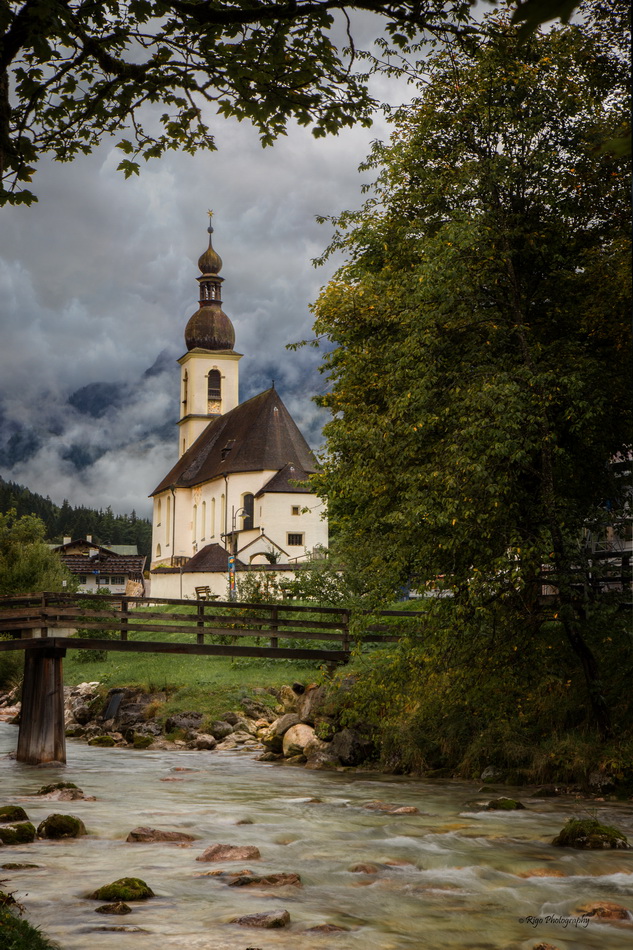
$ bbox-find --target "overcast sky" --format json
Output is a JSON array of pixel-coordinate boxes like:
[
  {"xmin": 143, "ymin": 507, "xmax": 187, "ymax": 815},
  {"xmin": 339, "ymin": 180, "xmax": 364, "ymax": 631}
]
[{"xmin": 0, "ymin": 19, "xmax": 413, "ymax": 520}]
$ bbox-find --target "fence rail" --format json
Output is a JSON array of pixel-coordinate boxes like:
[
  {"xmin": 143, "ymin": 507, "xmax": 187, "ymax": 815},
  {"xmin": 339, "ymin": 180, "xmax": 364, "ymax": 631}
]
[{"xmin": 0, "ymin": 592, "xmax": 424, "ymax": 662}]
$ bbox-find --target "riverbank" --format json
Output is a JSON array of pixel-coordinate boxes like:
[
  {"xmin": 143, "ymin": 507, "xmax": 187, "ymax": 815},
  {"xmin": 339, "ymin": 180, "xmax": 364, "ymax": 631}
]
[{"xmin": 1, "ymin": 719, "xmax": 632, "ymax": 950}]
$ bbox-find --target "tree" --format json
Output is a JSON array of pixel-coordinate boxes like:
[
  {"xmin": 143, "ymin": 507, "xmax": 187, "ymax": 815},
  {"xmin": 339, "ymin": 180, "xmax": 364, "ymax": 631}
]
[
  {"xmin": 0, "ymin": 508, "xmax": 75, "ymax": 594},
  {"xmin": 310, "ymin": 2, "xmax": 631, "ymax": 736},
  {"xmin": 0, "ymin": 0, "xmax": 485, "ymax": 206}
]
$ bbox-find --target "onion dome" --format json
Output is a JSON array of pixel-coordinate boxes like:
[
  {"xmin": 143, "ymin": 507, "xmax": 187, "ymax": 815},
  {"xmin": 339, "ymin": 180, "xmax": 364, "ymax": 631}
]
[{"xmin": 185, "ymin": 219, "xmax": 235, "ymax": 351}]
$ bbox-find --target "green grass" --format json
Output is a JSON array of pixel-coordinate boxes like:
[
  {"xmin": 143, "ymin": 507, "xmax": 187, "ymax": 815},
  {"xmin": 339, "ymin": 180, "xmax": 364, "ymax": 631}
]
[{"xmin": 0, "ymin": 898, "xmax": 60, "ymax": 950}]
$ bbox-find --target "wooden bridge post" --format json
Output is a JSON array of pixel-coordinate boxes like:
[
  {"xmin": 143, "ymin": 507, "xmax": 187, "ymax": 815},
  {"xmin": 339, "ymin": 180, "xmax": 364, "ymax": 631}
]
[{"xmin": 16, "ymin": 647, "xmax": 67, "ymax": 765}]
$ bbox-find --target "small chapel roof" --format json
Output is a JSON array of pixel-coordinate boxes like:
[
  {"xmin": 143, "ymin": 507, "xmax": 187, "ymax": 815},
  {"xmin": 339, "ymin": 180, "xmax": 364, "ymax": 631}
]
[
  {"xmin": 256, "ymin": 461, "xmax": 312, "ymax": 496},
  {"xmin": 151, "ymin": 387, "xmax": 316, "ymax": 495}
]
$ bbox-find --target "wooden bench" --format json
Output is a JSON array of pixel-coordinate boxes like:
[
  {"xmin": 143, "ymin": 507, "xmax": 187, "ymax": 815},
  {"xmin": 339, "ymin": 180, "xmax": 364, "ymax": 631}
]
[{"xmin": 195, "ymin": 586, "xmax": 212, "ymax": 600}]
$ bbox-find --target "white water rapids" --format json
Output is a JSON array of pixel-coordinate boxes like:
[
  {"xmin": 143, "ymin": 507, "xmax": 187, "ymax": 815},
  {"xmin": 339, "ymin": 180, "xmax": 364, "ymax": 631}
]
[{"xmin": 1, "ymin": 721, "xmax": 632, "ymax": 949}]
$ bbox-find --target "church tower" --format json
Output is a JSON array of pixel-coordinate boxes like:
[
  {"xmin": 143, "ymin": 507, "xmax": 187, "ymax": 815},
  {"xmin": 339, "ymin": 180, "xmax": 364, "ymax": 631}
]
[{"xmin": 177, "ymin": 218, "xmax": 241, "ymax": 456}]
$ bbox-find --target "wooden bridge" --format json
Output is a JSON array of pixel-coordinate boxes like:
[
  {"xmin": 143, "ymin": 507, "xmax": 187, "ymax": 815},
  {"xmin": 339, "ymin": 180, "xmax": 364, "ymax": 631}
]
[{"xmin": 0, "ymin": 592, "xmax": 417, "ymax": 766}]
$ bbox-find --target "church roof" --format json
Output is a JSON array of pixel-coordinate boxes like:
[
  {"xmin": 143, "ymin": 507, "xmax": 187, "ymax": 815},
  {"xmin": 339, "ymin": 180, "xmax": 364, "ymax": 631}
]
[
  {"xmin": 256, "ymin": 461, "xmax": 312, "ymax": 496},
  {"xmin": 182, "ymin": 543, "xmax": 245, "ymax": 573},
  {"xmin": 151, "ymin": 387, "xmax": 316, "ymax": 495}
]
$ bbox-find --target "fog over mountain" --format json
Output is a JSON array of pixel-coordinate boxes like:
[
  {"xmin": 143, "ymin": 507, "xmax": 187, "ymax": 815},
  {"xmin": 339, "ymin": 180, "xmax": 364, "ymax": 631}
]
[{"xmin": 0, "ymin": 27, "xmax": 409, "ymax": 519}]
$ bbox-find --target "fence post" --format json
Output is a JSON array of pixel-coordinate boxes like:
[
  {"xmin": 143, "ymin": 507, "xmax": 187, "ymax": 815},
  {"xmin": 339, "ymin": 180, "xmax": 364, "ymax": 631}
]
[
  {"xmin": 120, "ymin": 596, "xmax": 129, "ymax": 641},
  {"xmin": 270, "ymin": 605, "xmax": 278, "ymax": 650},
  {"xmin": 341, "ymin": 609, "xmax": 350, "ymax": 657},
  {"xmin": 197, "ymin": 602, "xmax": 205, "ymax": 645}
]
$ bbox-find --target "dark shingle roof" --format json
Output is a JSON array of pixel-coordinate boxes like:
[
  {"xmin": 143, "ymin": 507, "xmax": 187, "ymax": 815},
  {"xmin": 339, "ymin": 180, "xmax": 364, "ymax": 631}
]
[
  {"xmin": 59, "ymin": 554, "xmax": 146, "ymax": 578},
  {"xmin": 182, "ymin": 543, "xmax": 245, "ymax": 573},
  {"xmin": 151, "ymin": 388, "xmax": 316, "ymax": 495},
  {"xmin": 256, "ymin": 462, "xmax": 311, "ymax": 496}
]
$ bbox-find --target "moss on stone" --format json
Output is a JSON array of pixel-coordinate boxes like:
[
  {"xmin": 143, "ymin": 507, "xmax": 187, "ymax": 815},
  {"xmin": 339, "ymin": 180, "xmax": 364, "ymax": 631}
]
[
  {"xmin": 89, "ymin": 878, "xmax": 155, "ymax": 902},
  {"xmin": 0, "ymin": 822, "xmax": 37, "ymax": 845},
  {"xmin": 37, "ymin": 782, "xmax": 79, "ymax": 795},
  {"xmin": 0, "ymin": 805, "xmax": 29, "ymax": 823},
  {"xmin": 485, "ymin": 797, "xmax": 526, "ymax": 811},
  {"xmin": 552, "ymin": 818, "xmax": 629, "ymax": 849},
  {"xmin": 88, "ymin": 735, "xmax": 116, "ymax": 747},
  {"xmin": 37, "ymin": 814, "xmax": 87, "ymax": 839},
  {"xmin": 132, "ymin": 734, "xmax": 153, "ymax": 749}
]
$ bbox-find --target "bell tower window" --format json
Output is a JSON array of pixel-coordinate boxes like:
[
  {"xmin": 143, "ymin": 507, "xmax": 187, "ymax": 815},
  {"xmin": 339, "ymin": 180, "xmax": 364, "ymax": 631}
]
[{"xmin": 208, "ymin": 369, "xmax": 221, "ymax": 401}]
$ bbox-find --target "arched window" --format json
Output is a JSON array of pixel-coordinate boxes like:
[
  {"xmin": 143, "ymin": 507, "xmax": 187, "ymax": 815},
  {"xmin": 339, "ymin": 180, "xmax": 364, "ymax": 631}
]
[
  {"xmin": 165, "ymin": 495, "xmax": 171, "ymax": 544},
  {"xmin": 220, "ymin": 493, "xmax": 226, "ymax": 536},
  {"xmin": 211, "ymin": 497, "xmax": 216, "ymax": 537},
  {"xmin": 201, "ymin": 500, "xmax": 206, "ymax": 540},
  {"xmin": 192, "ymin": 504, "xmax": 197, "ymax": 542},
  {"xmin": 156, "ymin": 543, "xmax": 162, "ymax": 559},
  {"xmin": 156, "ymin": 498, "xmax": 162, "ymax": 525},
  {"xmin": 242, "ymin": 493, "xmax": 254, "ymax": 531},
  {"xmin": 208, "ymin": 369, "xmax": 221, "ymax": 401}
]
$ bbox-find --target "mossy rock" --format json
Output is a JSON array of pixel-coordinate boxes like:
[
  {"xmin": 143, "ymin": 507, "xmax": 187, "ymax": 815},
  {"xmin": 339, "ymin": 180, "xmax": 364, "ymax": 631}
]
[
  {"xmin": 0, "ymin": 821, "xmax": 37, "ymax": 845},
  {"xmin": 552, "ymin": 818, "xmax": 629, "ymax": 850},
  {"xmin": 0, "ymin": 805, "xmax": 29, "ymax": 823},
  {"xmin": 485, "ymin": 797, "xmax": 526, "ymax": 811},
  {"xmin": 37, "ymin": 814, "xmax": 87, "ymax": 839},
  {"xmin": 88, "ymin": 735, "xmax": 116, "ymax": 747},
  {"xmin": 90, "ymin": 877, "xmax": 155, "ymax": 902},
  {"xmin": 132, "ymin": 735, "xmax": 153, "ymax": 749},
  {"xmin": 37, "ymin": 782, "xmax": 79, "ymax": 795}
]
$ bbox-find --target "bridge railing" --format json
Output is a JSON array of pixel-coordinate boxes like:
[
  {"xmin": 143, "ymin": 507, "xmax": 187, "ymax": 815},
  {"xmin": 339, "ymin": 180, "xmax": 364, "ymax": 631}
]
[{"xmin": 0, "ymin": 592, "xmax": 426, "ymax": 662}]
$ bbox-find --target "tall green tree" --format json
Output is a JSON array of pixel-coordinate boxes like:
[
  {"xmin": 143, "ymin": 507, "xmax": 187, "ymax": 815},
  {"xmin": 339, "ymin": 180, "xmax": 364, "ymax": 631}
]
[
  {"xmin": 0, "ymin": 0, "xmax": 483, "ymax": 206},
  {"xmin": 0, "ymin": 508, "xmax": 75, "ymax": 594},
  {"xmin": 310, "ymin": 2, "xmax": 631, "ymax": 736}
]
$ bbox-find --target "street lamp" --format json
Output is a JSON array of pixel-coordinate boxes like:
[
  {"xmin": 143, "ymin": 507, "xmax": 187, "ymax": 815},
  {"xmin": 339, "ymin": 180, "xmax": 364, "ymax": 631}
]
[{"xmin": 227, "ymin": 506, "xmax": 248, "ymax": 600}]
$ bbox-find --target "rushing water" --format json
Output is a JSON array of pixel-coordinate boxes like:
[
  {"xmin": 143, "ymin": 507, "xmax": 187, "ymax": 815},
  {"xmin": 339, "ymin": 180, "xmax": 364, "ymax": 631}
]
[{"xmin": 1, "ymin": 721, "xmax": 632, "ymax": 950}]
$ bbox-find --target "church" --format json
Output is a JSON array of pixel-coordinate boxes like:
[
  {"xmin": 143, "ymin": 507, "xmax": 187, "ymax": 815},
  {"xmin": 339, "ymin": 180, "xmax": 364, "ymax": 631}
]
[{"xmin": 149, "ymin": 220, "xmax": 328, "ymax": 598}]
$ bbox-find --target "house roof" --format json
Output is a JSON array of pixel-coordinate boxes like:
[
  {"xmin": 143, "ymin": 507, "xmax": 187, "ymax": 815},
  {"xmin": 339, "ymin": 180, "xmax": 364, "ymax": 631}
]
[
  {"xmin": 256, "ymin": 461, "xmax": 312, "ymax": 496},
  {"xmin": 59, "ymin": 554, "xmax": 146, "ymax": 578},
  {"xmin": 182, "ymin": 543, "xmax": 245, "ymax": 573},
  {"xmin": 151, "ymin": 388, "xmax": 316, "ymax": 495}
]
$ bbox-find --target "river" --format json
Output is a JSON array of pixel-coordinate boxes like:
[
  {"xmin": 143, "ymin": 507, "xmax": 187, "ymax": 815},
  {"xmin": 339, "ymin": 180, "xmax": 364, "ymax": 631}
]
[{"xmin": 1, "ymin": 721, "xmax": 632, "ymax": 949}]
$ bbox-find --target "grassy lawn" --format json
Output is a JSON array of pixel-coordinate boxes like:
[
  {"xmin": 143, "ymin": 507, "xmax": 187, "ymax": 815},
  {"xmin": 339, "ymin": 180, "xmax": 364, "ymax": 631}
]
[{"xmin": 63, "ymin": 602, "xmax": 332, "ymax": 721}]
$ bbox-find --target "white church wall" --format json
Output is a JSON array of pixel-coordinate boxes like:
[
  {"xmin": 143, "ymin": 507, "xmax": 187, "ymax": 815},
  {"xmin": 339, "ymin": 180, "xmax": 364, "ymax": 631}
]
[{"xmin": 260, "ymin": 492, "xmax": 328, "ymax": 559}]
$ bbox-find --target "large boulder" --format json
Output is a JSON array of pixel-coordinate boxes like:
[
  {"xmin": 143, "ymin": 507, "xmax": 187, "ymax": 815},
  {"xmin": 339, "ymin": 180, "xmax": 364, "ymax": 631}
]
[
  {"xmin": 90, "ymin": 878, "xmax": 155, "ymax": 901},
  {"xmin": 552, "ymin": 818, "xmax": 629, "ymax": 849},
  {"xmin": 282, "ymin": 724, "xmax": 316, "ymax": 757},
  {"xmin": 0, "ymin": 806, "xmax": 29, "ymax": 823},
  {"xmin": 37, "ymin": 814, "xmax": 86, "ymax": 839},
  {"xmin": 0, "ymin": 822, "xmax": 36, "ymax": 845},
  {"xmin": 261, "ymin": 714, "xmax": 301, "ymax": 753},
  {"xmin": 208, "ymin": 720, "xmax": 234, "ymax": 740},
  {"xmin": 328, "ymin": 728, "xmax": 375, "ymax": 766}
]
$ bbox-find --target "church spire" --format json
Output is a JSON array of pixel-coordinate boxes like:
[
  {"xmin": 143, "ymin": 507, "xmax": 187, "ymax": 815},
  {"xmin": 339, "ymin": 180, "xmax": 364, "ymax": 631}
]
[{"xmin": 184, "ymin": 216, "xmax": 235, "ymax": 351}]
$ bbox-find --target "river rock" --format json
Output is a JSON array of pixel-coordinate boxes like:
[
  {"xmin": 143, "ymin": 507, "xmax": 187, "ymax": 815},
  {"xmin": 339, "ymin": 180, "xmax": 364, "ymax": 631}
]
[
  {"xmin": 304, "ymin": 923, "xmax": 350, "ymax": 933},
  {"xmin": 552, "ymin": 818, "xmax": 629, "ymax": 849},
  {"xmin": 278, "ymin": 685, "xmax": 302, "ymax": 712},
  {"xmin": 349, "ymin": 863, "xmax": 380, "ymax": 874},
  {"xmin": 283, "ymin": 723, "xmax": 315, "ymax": 757},
  {"xmin": 298, "ymin": 685, "xmax": 326, "ymax": 724},
  {"xmin": 304, "ymin": 748, "xmax": 341, "ymax": 770},
  {"xmin": 208, "ymin": 720, "xmax": 234, "ymax": 740},
  {"xmin": 95, "ymin": 902, "xmax": 132, "ymax": 915},
  {"xmin": 231, "ymin": 909, "xmax": 291, "ymax": 929},
  {"xmin": 362, "ymin": 800, "xmax": 419, "ymax": 815},
  {"xmin": 240, "ymin": 698, "xmax": 276, "ymax": 722},
  {"xmin": 227, "ymin": 872, "xmax": 301, "ymax": 887},
  {"xmin": 328, "ymin": 728, "xmax": 375, "ymax": 766},
  {"xmin": 0, "ymin": 821, "xmax": 36, "ymax": 845},
  {"xmin": 0, "ymin": 805, "xmax": 29, "ymax": 823},
  {"xmin": 89, "ymin": 878, "xmax": 155, "ymax": 901},
  {"xmin": 574, "ymin": 901, "xmax": 632, "ymax": 922},
  {"xmin": 192, "ymin": 733, "xmax": 217, "ymax": 750},
  {"xmin": 480, "ymin": 766, "xmax": 506, "ymax": 783},
  {"xmin": 196, "ymin": 843, "xmax": 261, "ymax": 862},
  {"xmin": 126, "ymin": 826, "xmax": 196, "ymax": 843},
  {"xmin": 261, "ymin": 713, "xmax": 301, "ymax": 752},
  {"xmin": 37, "ymin": 814, "xmax": 86, "ymax": 839},
  {"xmin": 164, "ymin": 712, "xmax": 203, "ymax": 737}
]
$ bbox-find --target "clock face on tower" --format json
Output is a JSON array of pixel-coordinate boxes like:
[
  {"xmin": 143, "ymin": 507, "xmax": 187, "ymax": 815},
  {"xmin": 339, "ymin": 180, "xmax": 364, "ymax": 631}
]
[{"xmin": 208, "ymin": 399, "xmax": 222, "ymax": 414}]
